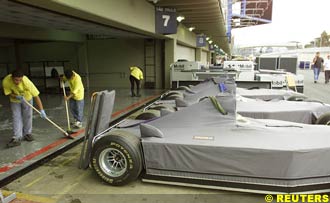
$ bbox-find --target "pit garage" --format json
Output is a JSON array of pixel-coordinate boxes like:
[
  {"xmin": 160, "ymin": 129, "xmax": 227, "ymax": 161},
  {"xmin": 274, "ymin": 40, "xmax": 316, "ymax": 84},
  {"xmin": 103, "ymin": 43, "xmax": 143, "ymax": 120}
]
[
  {"xmin": 0, "ymin": 0, "xmax": 169, "ymax": 188},
  {"xmin": 0, "ymin": 0, "xmax": 228, "ymax": 202},
  {"xmin": 2, "ymin": 0, "xmax": 330, "ymax": 203}
]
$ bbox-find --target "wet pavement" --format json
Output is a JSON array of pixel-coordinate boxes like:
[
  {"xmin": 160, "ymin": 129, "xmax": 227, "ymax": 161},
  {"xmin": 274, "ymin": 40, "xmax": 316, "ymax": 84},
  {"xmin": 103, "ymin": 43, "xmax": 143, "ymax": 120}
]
[{"xmin": 0, "ymin": 88, "xmax": 163, "ymax": 184}]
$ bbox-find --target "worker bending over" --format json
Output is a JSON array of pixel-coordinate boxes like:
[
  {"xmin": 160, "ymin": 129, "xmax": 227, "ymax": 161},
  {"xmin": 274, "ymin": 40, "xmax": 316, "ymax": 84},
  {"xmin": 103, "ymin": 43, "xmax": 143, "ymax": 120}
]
[
  {"xmin": 2, "ymin": 69, "xmax": 47, "ymax": 147},
  {"xmin": 129, "ymin": 66, "xmax": 143, "ymax": 97}
]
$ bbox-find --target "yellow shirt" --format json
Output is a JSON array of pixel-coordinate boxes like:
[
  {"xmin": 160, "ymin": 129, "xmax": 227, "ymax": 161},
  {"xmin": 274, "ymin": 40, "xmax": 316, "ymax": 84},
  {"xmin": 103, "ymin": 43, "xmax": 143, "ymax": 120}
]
[
  {"xmin": 63, "ymin": 71, "xmax": 84, "ymax": 100},
  {"xmin": 2, "ymin": 74, "xmax": 40, "ymax": 103},
  {"xmin": 130, "ymin": 67, "xmax": 143, "ymax": 80}
]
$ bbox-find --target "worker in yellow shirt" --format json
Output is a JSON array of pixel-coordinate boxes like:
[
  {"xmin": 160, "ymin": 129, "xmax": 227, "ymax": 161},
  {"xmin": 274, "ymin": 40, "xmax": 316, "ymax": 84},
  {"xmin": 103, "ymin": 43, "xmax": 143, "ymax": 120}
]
[
  {"xmin": 2, "ymin": 69, "xmax": 47, "ymax": 147},
  {"xmin": 129, "ymin": 66, "xmax": 143, "ymax": 97},
  {"xmin": 61, "ymin": 70, "xmax": 84, "ymax": 128}
]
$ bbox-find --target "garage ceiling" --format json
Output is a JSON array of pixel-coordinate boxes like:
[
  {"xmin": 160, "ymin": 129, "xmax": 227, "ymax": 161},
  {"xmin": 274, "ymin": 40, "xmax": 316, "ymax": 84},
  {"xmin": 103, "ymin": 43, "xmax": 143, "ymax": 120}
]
[
  {"xmin": 0, "ymin": 0, "xmax": 231, "ymax": 53},
  {"xmin": 0, "ymin": 0, "xmax": 148, "ymax": 40},
  {"xmin": 154, "ymin": 0, "xmax": 230, "ymax": 53}
]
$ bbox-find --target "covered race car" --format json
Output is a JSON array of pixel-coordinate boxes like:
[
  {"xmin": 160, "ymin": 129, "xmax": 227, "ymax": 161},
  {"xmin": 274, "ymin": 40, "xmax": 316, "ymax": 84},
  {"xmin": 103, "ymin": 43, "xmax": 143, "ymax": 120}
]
[
  {"xmin": 236, "ymin": 87, "xmax": 305, "ymax": 101},
  {"xmin": 165, "ymin": 76, "xmax": 305, "ymax": 101},
  {"xmin": 82, "ymin": 90, "xmax": 330, "ymax": 194},
  {"xmin": 155, "ymin": 78, "xmax": 330, "ymax": 125},
  {"xmin": 236, "ymin": 96, "xmax": 330, "ymax": 124}
]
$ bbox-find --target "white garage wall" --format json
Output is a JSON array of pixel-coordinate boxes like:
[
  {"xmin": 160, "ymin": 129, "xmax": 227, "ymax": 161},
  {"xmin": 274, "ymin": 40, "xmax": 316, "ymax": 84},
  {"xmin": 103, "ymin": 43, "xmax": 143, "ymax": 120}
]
[
  {"xmin": 201, "ymin": 51, "xmax": 208, "ymax": 66},
  {"xmin": 175, "ymin": 44, "xmax": 195, "ymax": 62},
  {"xmin": 87, "ymin": 39, "xmax": 145, "ymax": 88},
  {"xmin": 29, "ymin": 0, "xmax": 155, "ymax": 34}
]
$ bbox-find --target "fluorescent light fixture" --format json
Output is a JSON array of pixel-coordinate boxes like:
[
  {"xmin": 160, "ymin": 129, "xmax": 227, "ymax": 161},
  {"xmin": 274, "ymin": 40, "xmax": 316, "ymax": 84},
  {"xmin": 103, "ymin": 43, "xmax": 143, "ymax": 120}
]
[
  {"xmin": 176, "ymin": 16, "xmax": 185, "ymax": 22},
  {"xmin": 206, "ymin": 37, "xmax": 210, "ymax": 41},
  {"xmin": 188, "ymin": 27, "xmax": 195, "ymax": 31},
  {"xmin": 148, "ymin": 0, "xmax": 160, "ymax": 3}
]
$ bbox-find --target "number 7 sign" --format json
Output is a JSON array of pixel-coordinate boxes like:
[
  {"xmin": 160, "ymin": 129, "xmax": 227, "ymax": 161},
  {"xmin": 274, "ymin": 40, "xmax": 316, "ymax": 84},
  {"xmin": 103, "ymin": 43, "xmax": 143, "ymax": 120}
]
[
  {"xmin": 162, "ymin": 15, "xmax": 170, "ymax": 27},
  {"xmin": 156, "ymin": 7, "xmax": 177, "ymax": 35}
]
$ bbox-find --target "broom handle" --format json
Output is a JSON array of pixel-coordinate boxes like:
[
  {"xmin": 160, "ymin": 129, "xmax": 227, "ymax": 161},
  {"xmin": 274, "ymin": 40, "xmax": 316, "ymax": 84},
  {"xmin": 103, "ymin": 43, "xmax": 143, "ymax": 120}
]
[
  {"xmin": 23, "ymin": 99, "xmax": 68, "ymax": 135},
  {"xmin": 61, "ymin": 81, "xmax": 71, "ymax": 130}
]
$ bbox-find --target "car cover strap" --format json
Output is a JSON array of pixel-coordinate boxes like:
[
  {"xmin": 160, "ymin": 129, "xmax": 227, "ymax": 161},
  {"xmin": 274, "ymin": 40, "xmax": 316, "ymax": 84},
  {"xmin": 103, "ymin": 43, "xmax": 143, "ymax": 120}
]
[{"xmin": 209, "ymin": 96, "xmax": 228, "ymax": 115}]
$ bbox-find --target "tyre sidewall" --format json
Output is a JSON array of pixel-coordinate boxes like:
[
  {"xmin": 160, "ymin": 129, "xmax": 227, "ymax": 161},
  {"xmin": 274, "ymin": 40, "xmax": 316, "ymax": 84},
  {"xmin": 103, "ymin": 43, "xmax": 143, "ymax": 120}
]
[
  {"xmin": 316, "ymin": 113, "xmax": 330, "ymax": 125},
  {"xmin": 91, "ymin": 135, "xmax": 141, "ymax": 186}
]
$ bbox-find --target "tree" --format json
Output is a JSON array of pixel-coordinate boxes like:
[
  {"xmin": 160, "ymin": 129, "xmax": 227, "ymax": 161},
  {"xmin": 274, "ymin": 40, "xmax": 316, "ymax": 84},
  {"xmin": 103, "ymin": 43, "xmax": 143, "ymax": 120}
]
[
  {"xmin": 305, "ymin": 44, "xmax": 312, "ymax": 48},
  {"xmin": 320, "ymin": 31, "xmax": 329, "ymax": 47},
  {"xmin": 315, "ymin": 38, "xmax": 321, "ymax": 47},
  {"xmin": 307, "ymin": 40, "xmax": 316, "ymax": 48}
]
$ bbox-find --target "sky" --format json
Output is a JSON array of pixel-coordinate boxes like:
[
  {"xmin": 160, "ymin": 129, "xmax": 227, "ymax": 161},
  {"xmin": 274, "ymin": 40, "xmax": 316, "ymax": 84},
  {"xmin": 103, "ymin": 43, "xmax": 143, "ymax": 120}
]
[{"xmin": 231, "ymin": 0, "xmax": 330, "ymax": 47}]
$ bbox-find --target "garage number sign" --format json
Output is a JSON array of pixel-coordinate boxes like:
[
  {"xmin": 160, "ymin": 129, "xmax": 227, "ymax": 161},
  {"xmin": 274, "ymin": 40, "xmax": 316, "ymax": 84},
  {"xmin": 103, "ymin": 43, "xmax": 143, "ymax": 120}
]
[
  {"xmin": 209, "ymin": 44, "xmax": 215, "ymax": 51},
  {"xmin": 196, "ymin": 35, "xmax": 206, "ymax": 47},
  {"xmin": 155, "ymin": 7, "xmax": 177, "ymax": 35}
]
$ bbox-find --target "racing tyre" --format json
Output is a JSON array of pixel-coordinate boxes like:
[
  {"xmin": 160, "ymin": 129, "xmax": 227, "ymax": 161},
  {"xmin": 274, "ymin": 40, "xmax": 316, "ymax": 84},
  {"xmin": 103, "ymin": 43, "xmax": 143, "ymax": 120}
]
[
  {"xmin": 303, "ymin": 99, "xmax": 323, "ymax": 103},
  {"xmin": 247, "ymin": 86, "xmax": 260, "ymax": 90},
  {"xmin": 149, "ymin": 105, "xmax": 176, "ymax": 112},
  {"xmin": 91, "ymin": 130, "xmax": 142, "ymax": 186},
  {"xmin": 315, "ymin": 112, "xmax": 330, "ymax": 125},
  {"xmin": 135, "ymin": 110, "xmax": 160, "ymax": 120},
  {"xmin": 177, "ymin": 86, "xmax": 195, "ymax": 93},
  {"xmin": 286, "ymin": 95, "xmax": 308, "ymax": 101},
  {"xmin": 162, "ymin": 94, "xmax": 183, "ymax": 100},
  {"xmin": 163, "ymin": 92, "xmax": 182, "ymax": 100}
]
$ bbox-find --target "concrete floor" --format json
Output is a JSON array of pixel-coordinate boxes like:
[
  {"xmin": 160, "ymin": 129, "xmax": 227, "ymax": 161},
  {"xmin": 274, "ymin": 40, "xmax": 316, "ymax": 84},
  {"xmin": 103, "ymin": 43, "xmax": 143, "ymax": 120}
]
[
  {"xmin": 3, "ymin": 69, "xmax": 330, "ymax": 203},
  {"xmin": 301, "ymin": 69, "xmax": 330, "ymax": 103},
  {"xmin": 0, "ymin": 87, "xmax": 162, "ymax": 187}
]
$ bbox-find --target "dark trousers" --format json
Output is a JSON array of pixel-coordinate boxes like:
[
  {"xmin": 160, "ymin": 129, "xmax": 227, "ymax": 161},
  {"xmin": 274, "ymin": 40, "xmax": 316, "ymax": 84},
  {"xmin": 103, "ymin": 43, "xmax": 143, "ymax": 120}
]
[
  {"xmin": 69, "ymin": 99, "xmax": 84, "ymax": 122},
  {"xmin": 130, "ymin": 75, "xmax": 140, "ymax": 96},
  {"xmin": 325, "ymin": 71, "xmax": 330, "ymax": 83}
]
